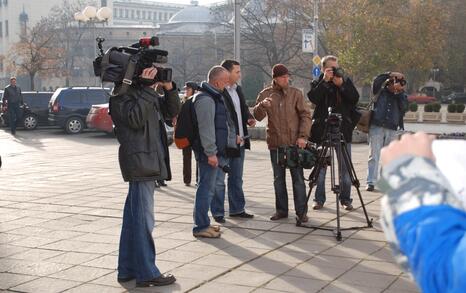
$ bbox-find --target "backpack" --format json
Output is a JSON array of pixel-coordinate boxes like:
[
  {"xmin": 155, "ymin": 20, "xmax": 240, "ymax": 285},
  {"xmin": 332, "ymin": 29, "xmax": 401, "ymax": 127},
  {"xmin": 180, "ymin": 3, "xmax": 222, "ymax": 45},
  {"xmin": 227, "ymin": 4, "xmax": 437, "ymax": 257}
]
[{"xmin": 174, "ymin": 96, "xmax": 198, "ymax": 149}]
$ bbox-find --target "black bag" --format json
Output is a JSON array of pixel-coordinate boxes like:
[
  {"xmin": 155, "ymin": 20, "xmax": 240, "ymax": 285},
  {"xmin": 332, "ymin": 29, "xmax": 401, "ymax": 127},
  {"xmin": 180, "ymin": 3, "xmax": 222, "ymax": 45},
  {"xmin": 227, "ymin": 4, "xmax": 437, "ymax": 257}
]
[{"xmin": 277, "ymin": 145, "xmax": 318, "ymax": 169}]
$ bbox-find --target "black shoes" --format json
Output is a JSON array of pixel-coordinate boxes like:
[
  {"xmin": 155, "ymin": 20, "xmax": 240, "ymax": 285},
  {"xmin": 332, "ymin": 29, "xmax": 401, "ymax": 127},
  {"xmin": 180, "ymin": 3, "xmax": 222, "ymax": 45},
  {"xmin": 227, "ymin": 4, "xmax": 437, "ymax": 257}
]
[
  {"xmin": 213, "ymin": 216, "xmax": 225, "ymax": 223},
  {"xmin": 230, "ymin": 212, "xmax": 254, "ymax": 219},
  {"xmin": 270, "ymin": 212, "xmax": 288, "ymax": 221},
  {"xmin": 136, "ymin": 273, "xmax": 176, "ymax": 287},
  {"xmin": 366, "ymin": 184, "xmax": 375, "ymax": 192}
]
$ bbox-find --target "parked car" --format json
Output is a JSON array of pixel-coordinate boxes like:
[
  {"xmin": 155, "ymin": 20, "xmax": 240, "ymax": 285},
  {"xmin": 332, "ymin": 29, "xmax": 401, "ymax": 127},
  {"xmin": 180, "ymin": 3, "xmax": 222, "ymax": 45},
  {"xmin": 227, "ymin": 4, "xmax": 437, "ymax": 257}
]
[
  {"xmin": 86, "ymin": 103, "xmax": 174, "ymax": 145},
  {"xmin": 1, "ymin": 91, "xmax": 53, "ymax": 130},
  {"xmin": 48, "ymin": 87, "xmax": 110, "ymax": 134},
  {"xmin": 407, "ymin": 94, "xmax": 436, "ymax": 104},
  {"xmin": 441, "ymin": 92, "xmax": 466, "ymax": 104}
]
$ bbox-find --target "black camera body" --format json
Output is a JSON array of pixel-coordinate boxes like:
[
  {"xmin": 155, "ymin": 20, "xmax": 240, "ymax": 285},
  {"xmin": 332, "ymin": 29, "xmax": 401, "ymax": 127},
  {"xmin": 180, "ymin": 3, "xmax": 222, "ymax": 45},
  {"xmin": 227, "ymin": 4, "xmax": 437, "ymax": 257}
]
[
  {"xmin": 93, "ymin": 36, "xmax": 173, "ymax": 85},
  {"xmin": 386, "ymin": 76, "xmax": 406, "ymax": 87},
  {"xmin": 332, "ymin": 67, "xmax": 345, "ymax": 78},
  {"xmin": 277, "ymin": 144, "xmax": 318, "ymax": 169},
  {"xmin": 326, "ymin": 108, "xmax": 343, "ymax": 135}
]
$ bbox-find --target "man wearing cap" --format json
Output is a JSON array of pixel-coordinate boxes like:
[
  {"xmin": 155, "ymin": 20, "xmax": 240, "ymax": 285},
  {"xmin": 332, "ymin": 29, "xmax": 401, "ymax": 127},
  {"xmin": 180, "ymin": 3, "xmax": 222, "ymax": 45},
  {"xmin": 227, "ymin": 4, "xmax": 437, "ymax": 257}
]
[
  {"xmin": 182, "ymin": 81, "xmax": 199, "ymax": 186},
  {"xmin": 253, "ymin": 64, "xmax": 312, "ymax": 223},
  {"xmin": 3, "ymin": 77, "xmax": 24, "ymax": 135}
]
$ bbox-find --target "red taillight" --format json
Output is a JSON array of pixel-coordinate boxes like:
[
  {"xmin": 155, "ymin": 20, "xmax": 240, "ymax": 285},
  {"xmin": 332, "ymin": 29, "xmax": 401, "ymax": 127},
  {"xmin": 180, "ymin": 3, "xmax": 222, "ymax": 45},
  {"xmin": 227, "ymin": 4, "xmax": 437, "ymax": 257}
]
[
  {"xmin": 99, "ymin": 108, "xmax": 108, "ymax": 115},
  {"xmin": 52, "ymin": 101, "xmax": 60, "ymax": 112}
]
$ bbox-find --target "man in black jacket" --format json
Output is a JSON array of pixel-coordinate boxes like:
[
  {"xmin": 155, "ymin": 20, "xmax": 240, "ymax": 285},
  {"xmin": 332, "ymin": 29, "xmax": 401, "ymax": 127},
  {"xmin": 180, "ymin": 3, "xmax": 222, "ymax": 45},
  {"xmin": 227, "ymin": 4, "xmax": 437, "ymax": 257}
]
[
  {"xmin": 3, "ymin": 77, "xmax": 24, "ymax": 135},
  {"xmin": 307, "ymin": 55, "xmax": 360, "ymax": 211},
  {"xmin": 210, "ymin": 60, "xmax": 256, "ymax": 223},
  {"xmin": 110, "ymin": 67, "xmax": 180, "ymax": 287}
]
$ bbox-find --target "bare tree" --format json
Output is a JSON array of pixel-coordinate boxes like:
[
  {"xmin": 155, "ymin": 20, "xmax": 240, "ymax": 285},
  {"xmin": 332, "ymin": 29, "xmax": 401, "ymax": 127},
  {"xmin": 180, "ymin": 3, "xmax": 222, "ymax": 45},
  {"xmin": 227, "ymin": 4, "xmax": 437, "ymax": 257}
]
[{"xmin": 7, "ymin": 18, "xmax": 58, "ymax": 90}]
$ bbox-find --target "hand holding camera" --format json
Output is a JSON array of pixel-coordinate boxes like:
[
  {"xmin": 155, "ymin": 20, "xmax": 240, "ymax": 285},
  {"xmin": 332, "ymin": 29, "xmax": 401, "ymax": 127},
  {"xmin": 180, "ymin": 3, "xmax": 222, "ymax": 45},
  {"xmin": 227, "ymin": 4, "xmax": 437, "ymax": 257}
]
[
  {"xmin": 261, "ymin": 97, "xmax": 272, "ymax": 108},
  {"xmin": 381, "ymin": 132, "xmax": 436, "ymax": 167}
]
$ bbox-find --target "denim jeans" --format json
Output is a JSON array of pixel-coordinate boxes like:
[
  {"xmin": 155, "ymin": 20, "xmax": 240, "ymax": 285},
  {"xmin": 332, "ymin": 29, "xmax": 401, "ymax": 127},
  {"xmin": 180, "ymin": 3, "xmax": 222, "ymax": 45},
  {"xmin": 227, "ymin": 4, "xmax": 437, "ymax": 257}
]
[
  {"xmin": 8, "ymin": 103, "xmax": 21, "ymax": 134},
  {"xmin": 118, "ymin": 181, "xmax": 161, "ymax": 282},
  {"xmin": 314, "ymin": 143, "xmax": 352, "ymax": 205},
  {"xmin": 367, "ymin": 125, "xmax": 397, "ymax": 185},
  {"xmin": 211, "ymin": 147, "xmax": 246, "ymax": 217},
  {"xmin": 270, "ymin": 149, "xmax": 307, "ymax": 217},
  {"xmin": 193, "ymin": 154, "xmax": 227, "ymax": 233}
]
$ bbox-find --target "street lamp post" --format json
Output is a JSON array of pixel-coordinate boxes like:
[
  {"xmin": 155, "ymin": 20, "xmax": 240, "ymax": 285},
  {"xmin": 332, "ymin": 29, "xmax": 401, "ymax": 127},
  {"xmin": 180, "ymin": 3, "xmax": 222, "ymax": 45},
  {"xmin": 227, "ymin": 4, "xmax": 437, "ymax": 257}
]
[
  {"xmin": 74, "ymin": 6, "xmax": 112, "ymax": 85},
  {"xmin": 234, "ymin": 0, "xmax": 240, "ymax": 63}
]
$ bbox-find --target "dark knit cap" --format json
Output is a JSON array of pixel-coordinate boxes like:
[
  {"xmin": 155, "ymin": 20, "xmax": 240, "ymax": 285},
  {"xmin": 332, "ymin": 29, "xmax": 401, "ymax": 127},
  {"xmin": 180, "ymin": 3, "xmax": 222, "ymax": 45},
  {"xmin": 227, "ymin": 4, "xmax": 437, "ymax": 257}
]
[
  {"xmin": 272, "ymin": 64, "xmax": 289, "ymax": 78},
  {"xmin": 184, "ymin": 81, "xmax": 199, "ymax": 90}
]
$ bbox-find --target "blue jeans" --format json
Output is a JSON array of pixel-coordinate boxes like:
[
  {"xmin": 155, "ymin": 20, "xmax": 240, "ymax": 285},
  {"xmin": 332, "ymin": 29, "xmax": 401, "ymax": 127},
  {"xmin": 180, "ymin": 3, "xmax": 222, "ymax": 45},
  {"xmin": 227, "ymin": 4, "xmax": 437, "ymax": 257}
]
[
  {"xmin": 314, "ymin": 143, "xmax": 352, "ymax": 205},
  {"xmin": 270, "ymin": 149, "xmax": 307, "ymax": 216},
  {"xmin": 118, "ymin": 181, "xmax": 161, "ymax": 282},
  {"xmin": 193, "ymin": 154, "xmax": 227, "ymax": 233},
  {"xmin": 211, "ymin": 147, "xmax": 246, "ymax": 217},
  {"xmin": 8, "ymin": 103, "xmax": 21, "ymax": 134},
  {"xmin": 367, "ymin": 125, "xmax": 397, "ymax": 185}
]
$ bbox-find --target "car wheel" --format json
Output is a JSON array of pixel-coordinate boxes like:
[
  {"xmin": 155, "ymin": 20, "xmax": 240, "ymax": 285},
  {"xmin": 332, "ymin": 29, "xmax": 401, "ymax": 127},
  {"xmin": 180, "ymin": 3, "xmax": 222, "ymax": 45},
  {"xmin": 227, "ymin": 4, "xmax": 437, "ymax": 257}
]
[
  {"xmin": 65, "ymin": 117, "xmax": 84, "ymax": 134},
  {"xmin": 23, "ymin": 114, "xmax": 38, "ymax": 130}
]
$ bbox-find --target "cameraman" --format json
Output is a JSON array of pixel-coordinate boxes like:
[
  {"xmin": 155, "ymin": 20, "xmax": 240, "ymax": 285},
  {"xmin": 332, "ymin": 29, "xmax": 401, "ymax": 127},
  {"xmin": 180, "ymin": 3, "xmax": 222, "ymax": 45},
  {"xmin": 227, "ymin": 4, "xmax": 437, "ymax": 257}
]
[
  {"xmin": 307, "ymin": 55, "xmax": 360, "ymax": 210},
  {"xmin": 110, "ymin": 66, "xmax": 180, "ymax": 287},
  {"xmin": 366, "ymin": 72, "xmax": 408, "ymax": 191}
]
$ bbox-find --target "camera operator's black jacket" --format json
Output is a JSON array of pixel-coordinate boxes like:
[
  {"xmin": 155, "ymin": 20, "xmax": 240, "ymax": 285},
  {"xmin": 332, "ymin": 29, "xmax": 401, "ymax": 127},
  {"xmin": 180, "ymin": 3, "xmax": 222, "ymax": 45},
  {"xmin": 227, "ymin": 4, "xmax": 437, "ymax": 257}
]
[
  {"xmin": 110, "ymin": 84, "xmax": 180, "ymax": 182},
  {"xmin": 307, "ymin": 74, "xmax": 360, "ymax": 144}
]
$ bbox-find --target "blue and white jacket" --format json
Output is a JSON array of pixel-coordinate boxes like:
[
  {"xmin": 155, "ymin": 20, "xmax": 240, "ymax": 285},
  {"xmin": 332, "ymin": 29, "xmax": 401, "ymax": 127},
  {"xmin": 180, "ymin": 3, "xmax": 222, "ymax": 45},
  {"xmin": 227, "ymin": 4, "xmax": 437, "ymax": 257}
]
[{"xmin": 379, "ymin": 155, "xmax": 466, "ymax": 293}]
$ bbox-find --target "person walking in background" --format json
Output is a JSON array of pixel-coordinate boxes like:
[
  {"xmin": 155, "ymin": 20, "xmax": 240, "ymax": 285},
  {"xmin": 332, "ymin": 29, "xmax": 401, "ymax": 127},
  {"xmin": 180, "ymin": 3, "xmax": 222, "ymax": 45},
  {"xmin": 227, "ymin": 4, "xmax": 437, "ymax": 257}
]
[
  {"xmin": 182, "ymin": 81, "xmax": 199, "ymax": 186},
  {"xmin": 3, "ymin": 77, "xmax": 24, "ymax": 135}
]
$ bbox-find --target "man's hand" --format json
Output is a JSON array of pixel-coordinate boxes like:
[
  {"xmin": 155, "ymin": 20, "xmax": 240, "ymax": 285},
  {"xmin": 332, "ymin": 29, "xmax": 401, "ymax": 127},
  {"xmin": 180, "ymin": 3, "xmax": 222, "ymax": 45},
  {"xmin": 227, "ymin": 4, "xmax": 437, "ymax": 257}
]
[
  {"xmin": 323, "ymin": 67, "xmax": 334, "ymax": 82},
  {"xmin": 393, "ymin": 82, "xmax": 404, "ymax": 93},
  {"xmin": 236, "ymin": 135, "xmax": 242, "ymax": 145},
  {"xmin": 247, "ymin": 118, "xmax": 256, "ymax": 127},
  {"xmin": 207, "ymin": 155, "xmax": 218, "ymax": 168},
  {"xmin": 261, "ymin": 97, "xmax": 272, "ymax": 108},
  {"xmin": 332, "ymin": 76, "xmax": 344, "ymax": 87},
  {"xmin": 141, "ymin": 67, "xmax": 157, "ymax": 80},
  {"xmin": 381, "ymin": 132, "xmax": 436, "ymax": 167},
  {"xmin": 296, "ymin": 137, "xmax": 307, "ymax": 149},
  {"xmin": 156, "ymin": 81, "xmax": 174, "ymax": 91}
]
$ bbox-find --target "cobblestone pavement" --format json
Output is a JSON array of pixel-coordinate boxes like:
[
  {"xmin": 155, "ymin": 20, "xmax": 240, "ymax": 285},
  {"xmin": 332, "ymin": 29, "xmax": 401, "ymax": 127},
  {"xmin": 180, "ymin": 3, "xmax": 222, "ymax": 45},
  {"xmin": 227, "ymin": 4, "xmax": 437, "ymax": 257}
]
[{"xmin": 0, "ymin": 129, "xmax": 419, "ymax": 293}]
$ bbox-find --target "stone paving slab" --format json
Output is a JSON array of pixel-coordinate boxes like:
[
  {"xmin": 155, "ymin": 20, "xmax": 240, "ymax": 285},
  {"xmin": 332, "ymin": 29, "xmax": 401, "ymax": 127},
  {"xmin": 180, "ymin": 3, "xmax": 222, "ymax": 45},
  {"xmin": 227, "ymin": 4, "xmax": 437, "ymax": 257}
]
[{"xmin": 0, "ymin": 129, "xmax": 419, "ymax": 292}]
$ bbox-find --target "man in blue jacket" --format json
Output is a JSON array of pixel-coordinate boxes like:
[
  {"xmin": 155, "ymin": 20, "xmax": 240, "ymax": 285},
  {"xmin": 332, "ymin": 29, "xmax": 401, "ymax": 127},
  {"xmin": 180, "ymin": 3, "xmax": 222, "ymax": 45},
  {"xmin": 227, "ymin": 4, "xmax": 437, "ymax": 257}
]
[
  {"xmin": 366, "ymin": 72, "xmax": 408, "ymax": 191},
  {"xmin": 380, "ymin": 132, "xmax": 466, "ymax": 293}
]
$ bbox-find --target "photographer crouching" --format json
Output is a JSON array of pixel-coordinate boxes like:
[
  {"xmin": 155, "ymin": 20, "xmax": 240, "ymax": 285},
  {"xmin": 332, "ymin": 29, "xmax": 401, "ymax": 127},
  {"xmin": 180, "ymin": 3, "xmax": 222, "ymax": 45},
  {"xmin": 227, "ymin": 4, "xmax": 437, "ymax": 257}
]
[
  {"xmin": 307, "ymin": 55, "xmax": 360, "ymax": 211},
  {"xmin": 366, "ymin": 72, "xmax": 408, "ymax": 192},
  {"xmin": 110, "ymin": 67, "xmax": 180, "ymax": 286}
]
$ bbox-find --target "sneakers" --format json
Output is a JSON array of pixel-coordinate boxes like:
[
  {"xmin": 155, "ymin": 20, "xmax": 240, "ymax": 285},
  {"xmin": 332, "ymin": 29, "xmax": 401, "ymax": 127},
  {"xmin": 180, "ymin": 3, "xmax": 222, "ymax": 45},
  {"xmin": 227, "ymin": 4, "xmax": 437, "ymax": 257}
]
[
  {"xmin": 193, "ymin": 226, "xmax": 221, "ymax": 238},
  {"xmin": 366, "ymin": 184, "xmax": 375, "ymax": 192},
  {"xmin": 136, "ymin": 273, "xmax": 176, "ymax": 287},
  {"xmin": 213, "ymin": 216, "xmax": 225, "ymax": 223},
  {"xmin": 230, "ymin": 212, "xmax": 254, "ymax": 219},
  {"xmin": 270, "ymin": 212, "xmax": 288, "ymax": 221},
  {"xmin": 312, "ymin": 202, "xmax": 324, "ymax": 210}
]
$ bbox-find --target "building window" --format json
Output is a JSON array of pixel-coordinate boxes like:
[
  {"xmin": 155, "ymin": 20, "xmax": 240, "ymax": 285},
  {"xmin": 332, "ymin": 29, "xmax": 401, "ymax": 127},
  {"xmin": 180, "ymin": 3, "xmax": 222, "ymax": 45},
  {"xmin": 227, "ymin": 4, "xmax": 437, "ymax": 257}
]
[
  {"xmin": 159, "ymin": 12, "xmax": 162, "ymax": 20},
  {"xmin": 0, "ymin": 22, "xmax": 2, "ymax": 38},
  {"xmin": 142, "ymin": 11, "xmax": 146, "ymax": 19},
  {"xmin": 5, "ymin": 20, "xmax": 8, "ymax": 37},
  {"xmin": 136, "ymin": 10, "xmax": 140, "ymax": 19},
  {"xmin": 113, "ymin": 8, "xmax": 118, "ymax": 17},
  {"xmin": 125, "ymin": 9, "xmax": 128, "ymax": 18},
  {"xmin": 164, "ymin": 12, "xmax": 168, "ymax": 20},
  {"xmin": 131, "ymin": 10, "xmax": 134, "ymax": 19}
]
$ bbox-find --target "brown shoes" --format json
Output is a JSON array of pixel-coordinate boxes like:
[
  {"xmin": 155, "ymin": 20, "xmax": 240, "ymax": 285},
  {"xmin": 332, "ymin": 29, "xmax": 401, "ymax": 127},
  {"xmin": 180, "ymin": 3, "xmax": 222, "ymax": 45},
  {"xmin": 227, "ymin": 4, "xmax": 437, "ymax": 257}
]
[
  {"xmin": 270, "ymin": 212, "xmax": 288, "ymax": 221},
  {"xmin": 193, "ymin": 226, "xmax": 221, "ymax": 238},
  {"xmin": 312, "ymin": 202, "xmax": 324, "ymax": 210}
]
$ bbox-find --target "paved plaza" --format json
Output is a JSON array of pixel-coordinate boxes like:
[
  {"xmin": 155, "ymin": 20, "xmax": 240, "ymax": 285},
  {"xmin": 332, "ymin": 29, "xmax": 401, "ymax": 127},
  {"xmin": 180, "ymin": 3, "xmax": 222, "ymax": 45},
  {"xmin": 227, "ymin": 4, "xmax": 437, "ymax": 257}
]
[{"xmin": 0, "ymin": 128, "xmax": 419, "ymax": 293}]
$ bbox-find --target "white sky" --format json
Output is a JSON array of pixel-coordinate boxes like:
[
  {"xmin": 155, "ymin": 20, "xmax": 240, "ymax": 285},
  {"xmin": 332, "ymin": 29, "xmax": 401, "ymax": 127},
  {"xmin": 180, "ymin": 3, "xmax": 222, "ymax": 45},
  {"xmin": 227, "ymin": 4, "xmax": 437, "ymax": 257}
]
[{"xmin": 157, "ymin": 0, "xmax": 226, "ymax": 6}]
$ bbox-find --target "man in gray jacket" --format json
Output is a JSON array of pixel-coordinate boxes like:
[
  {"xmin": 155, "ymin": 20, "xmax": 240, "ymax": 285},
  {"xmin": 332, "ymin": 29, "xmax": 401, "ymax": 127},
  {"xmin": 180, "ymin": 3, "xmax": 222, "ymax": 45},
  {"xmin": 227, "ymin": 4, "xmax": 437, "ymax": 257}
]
[
  {"xmin": 3, "ymin": 77, "xmax": 24, "ymax": 135},
  {"xmin": 192, "ymin": 66, "xmax": 238, "ymax": 238}
]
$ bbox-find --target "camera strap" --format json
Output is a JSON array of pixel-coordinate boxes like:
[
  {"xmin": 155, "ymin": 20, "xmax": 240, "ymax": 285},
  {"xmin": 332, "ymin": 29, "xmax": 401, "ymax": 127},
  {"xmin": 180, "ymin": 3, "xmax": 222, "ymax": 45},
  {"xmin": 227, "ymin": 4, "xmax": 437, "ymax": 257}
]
[{"xmin": 120, "ymin": 56, "xmax": 138, "ymax": 95}]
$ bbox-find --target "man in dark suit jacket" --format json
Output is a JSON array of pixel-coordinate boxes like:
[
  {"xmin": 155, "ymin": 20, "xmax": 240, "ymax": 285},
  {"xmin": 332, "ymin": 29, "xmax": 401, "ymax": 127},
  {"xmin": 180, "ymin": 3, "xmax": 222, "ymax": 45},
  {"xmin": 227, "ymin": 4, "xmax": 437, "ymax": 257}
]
[{"xmin": 210, "ymin": 60, "xmax": 256, "ymax": 223}]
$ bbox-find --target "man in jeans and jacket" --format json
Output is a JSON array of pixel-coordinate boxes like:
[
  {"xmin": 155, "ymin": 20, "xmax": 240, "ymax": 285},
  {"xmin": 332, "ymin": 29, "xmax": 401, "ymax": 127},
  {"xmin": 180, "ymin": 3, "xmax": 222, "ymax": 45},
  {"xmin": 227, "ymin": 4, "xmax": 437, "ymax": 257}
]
[
  {"xmin": 192, "ymin": 66, "xmax": 238, "ymax": 238},
  {"xmin": 254, "ymin": 64, "xmax": 312, "ymax": 223},
  {"xmin": 110, "ymin": 67, "xmax": 180, "ymax": 287},
  {"xmin": 366, "ymin": 72, "xmax": 408, "ymax": 191},
  {"xmin": 3, "ymin": 77, "xmax": 24, "ymax": 135},
  {"xmin": 307, "ymin": 55, "xmax": 360, "ymax": 211},
  {"xmin": 210, "ymin": 59, "xmax": 255, "ymax": 223}
]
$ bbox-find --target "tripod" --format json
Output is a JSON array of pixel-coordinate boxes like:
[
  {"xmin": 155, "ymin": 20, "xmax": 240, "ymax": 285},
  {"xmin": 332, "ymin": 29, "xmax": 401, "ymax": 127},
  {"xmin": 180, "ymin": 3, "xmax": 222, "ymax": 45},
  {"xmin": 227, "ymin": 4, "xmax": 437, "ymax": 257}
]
[{"xmin": 297, "ymin": 122, "xmax": 373, "ymax": 241}]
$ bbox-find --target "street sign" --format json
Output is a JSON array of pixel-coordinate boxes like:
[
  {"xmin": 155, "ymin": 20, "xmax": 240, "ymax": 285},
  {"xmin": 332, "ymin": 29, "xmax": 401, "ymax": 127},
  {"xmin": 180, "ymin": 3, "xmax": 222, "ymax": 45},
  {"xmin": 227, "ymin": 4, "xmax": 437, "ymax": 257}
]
[
  {"xmin": 312, "ymin": 55, "xmax": 321, "ymax": 66},
  {"xmin": 302, "ymin": 29, "xmax": 314, "ymax": 53},
  {"xmin": 312, "ymin": 66, "xmax": 321, "ymax": 78}
]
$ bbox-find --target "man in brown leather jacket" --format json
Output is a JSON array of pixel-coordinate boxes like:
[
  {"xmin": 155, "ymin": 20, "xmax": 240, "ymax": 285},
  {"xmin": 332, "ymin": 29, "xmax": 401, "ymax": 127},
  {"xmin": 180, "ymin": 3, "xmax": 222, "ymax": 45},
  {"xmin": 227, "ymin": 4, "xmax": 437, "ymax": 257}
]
[{"xmin": 253, "ymin": 64, "xmax": 312, "ymax": 223}]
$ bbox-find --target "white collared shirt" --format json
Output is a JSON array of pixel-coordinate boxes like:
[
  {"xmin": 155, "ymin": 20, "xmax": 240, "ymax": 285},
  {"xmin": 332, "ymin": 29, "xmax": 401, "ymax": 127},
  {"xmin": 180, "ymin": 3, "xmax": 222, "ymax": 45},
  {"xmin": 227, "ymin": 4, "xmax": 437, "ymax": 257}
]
[{"xmin": 226, "ymin": 84, "xmax": 244, "ymax": 145}]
